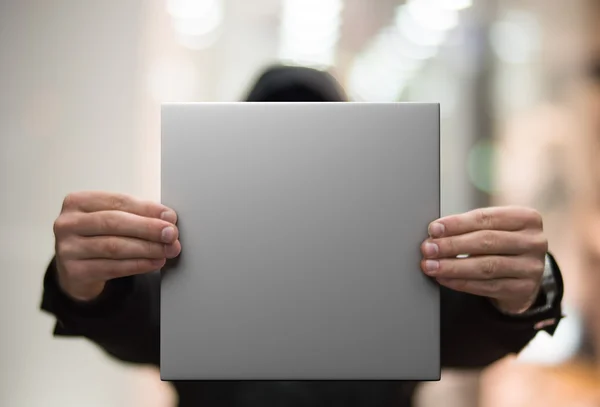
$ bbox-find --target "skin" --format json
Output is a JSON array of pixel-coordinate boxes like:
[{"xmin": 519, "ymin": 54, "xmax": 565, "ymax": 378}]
[
  {"xmin": 54, "ymin": 192, "xmax": 547, "ymax": 314},
  {"xmin": 54, "ymin": 191, "xmax": 181, "ymax": 301},
  {"xmin": 420, "ymin": 206, "xmax": 548, "ymax": 314}
]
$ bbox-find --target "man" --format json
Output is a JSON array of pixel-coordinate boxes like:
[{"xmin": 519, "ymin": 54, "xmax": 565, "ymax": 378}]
[{"xmin": 41, "ymin": 65, "xmax": 564, "ymax": 407}]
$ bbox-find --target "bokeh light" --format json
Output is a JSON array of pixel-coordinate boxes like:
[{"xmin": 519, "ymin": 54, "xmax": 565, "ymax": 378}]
[{"xmin": 467, "ymin": 138, "xmax": 497, "ymax": 194}]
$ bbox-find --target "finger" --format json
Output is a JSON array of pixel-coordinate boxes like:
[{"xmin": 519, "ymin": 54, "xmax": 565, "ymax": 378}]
[
  {"xmin": 428, "ymin": 206, "xmax": 543, "ymax": 238},
  {"xmin": 421, "ymin": 230, "xmax": 547, "ymax": 258},
  {"xmin": 59, "ymin": 211, "xmax": 178, "ymax": 244},
  {"xmin": 436, "ymin": 277, "xmax": 537, "ymax": 300},
  {"xmin": 65, "ymin": 258, "xmax": 167, "ymax": 282},
  {"xmin": 59, "ymin": 236, "xmax": 181, "ymax": 260},
  {"xmin": 421, "ymin": 255, "xmax": 544, "ymax": 280},
  {"xmin": 62, "ymin": 191, "xmax": 177, "ymax": 222}
]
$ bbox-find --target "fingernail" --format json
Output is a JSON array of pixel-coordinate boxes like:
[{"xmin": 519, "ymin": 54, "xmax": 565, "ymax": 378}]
[
  {"xmin": 161, "ymin": 226, "xmax": 175, "ymax": 243},
  {"xmin": 428, "ymin": 222, "xmax": 445, "ymax": 238},
  {"xmin": 151, "ymin": 259, "xmax": 165, "ymax": 267},
  {"xmin": 165, "ymin": 243, "xmax": 180, "ymax": 258},
  {"xmin": 424, "ymin": 260, "xmax": 439, "ymax": 275},
  {"xmin": 424, "ymin": 242, "xmax": 439, "ymax": 257},
  {"xmin": 161, "ymin": 210, "xmax": 177, "ymax": 224}
]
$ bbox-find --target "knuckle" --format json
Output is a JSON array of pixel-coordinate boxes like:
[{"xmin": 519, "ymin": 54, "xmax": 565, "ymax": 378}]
[
  {"xmin": 436, "ymin": 259, "xmax": 455, "ymax": 277},
  {"xmin": 103, "ymin": 238, "xmax": 121, "ymax": 257},
  {"xmin": 62, "ymin": 192, "xmax": 82, "ymax": 211},
  {"xmin": 99, "ymin": 212, "xmax": 119, "ymax": 233},
  {"xmin": 438, "ymin": 259, "xmax": 452, "ymax": 275},
  {"xmin": 56, "ymin": 237, "xmax": 78, "ymax": 259},
  {"xmin": 442, "ymin": 237, "xmax": 459, "ymax": 256},
  {"xmin": 439, "ymin": 239, "xmax": 450, "ymax": 255},
  {"xmin": 109, "ymin": 194, "xmax": 125, "ymax": 210},
  {"xmin": 55, "ymin": 241, "xmax": 71, "ymax": 259},
  {"xmin": 53, "ymin": 215, "xmax": 70, "ymax": 236},
  {"xmin": 476, "ymin": 208, "xmax": 494, "ymax": 228},
  {"xmin": 483, "ymin": 257, "xmax": 498, "ymax": 277},
  {"xmin": 55, "ymin": 213, "xmax": 87, "ymax": 237},
  {"xmin": 146, "ymin": 219, "xmax": 158, "ymax": 239},
  {"xmin": 481, "ymin": 231, "xmax": 496, "ymax": 251},
  {"xmin": 137, "ymin": 240, "xmax": 162, "ymax": 258},
  {"xmin": 140, "ymin": 201, "xmax": 156, "ymax": 217}
]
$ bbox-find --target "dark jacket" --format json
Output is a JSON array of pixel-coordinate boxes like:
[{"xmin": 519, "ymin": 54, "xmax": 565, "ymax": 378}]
[{"xmin": 41, "ymin": 65, "xmax": 564, "ymax": 407}]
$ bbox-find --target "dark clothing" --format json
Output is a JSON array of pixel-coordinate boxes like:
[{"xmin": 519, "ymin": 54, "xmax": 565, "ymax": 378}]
[
  {"xmin": 41, "ymin": 255, "xmax": 563, "ymax": 407},
  {"xmin": 41, "ymin": 66, "xmax": 564, "ymax": 406}
]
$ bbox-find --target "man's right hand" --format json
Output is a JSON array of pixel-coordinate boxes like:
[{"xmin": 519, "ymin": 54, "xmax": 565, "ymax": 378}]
[{"xmin": 53, "ymin": 191, "xmax": 181, "ymax": 301}]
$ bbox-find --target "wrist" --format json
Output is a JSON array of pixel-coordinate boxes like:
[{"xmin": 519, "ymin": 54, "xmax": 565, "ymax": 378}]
[
  {"xmin": 55, "ymin": 262, "xmax": 106, "ymax": 302},
  {"xmin": 491, "ymin": 287, "xmax": 541, "ymax": 315},
  {"xmin": 60, "ymin": 281, "xmax": 106, "ymax": 302},
  {"xmin": 491, "ymin": 253, "xmax": 560, "ymax": 318}
]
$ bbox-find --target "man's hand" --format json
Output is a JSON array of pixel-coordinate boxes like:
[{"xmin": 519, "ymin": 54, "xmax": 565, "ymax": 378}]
[
  {"xmin": 420, "ymin": 206, "xmax": 548, "ymax": 315},
  {"xmin": 53, "ymin": 191, "xmax": 182, "ymax": 301}
]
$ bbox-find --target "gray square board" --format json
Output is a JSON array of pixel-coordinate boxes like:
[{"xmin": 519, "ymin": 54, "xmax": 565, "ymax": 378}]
[{"xmin": 160, "ymin": 102, "xmax": 440, "ymax": 381}]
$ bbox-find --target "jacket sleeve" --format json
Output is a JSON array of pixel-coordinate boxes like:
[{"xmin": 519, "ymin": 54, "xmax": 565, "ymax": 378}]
[
  {"xmin": 41, "ymin": 252, "xmax": 564, "ymax": 371},
  {"xmin": 40, "ymin": 257, "xmax": 160, "ymax": 366},
  {"xmin": 440, "ymin": 252, "xmax": 564, "ymax": 368}
]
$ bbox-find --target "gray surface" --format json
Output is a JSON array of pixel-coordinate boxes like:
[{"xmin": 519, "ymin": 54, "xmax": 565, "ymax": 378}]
[{"xmin": 160, "ymin": 102, "xmax": 440, "ymax": 380}]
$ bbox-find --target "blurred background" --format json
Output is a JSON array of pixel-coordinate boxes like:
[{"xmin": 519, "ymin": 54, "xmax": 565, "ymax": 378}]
[{"xmin": 1, "ymin": 0, "xmax": 599, "ymax": 405}]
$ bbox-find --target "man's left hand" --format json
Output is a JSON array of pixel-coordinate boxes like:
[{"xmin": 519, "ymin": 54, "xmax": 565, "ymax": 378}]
[{"xmin": 420, "ymin": 206, "xmax": 548, "ymax": 315}]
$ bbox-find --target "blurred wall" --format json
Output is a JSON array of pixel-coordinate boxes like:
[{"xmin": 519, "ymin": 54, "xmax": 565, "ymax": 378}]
[
  {"xmin": 0, "ymin": 0, "xmax": 294, "ymax": 405},
  {"xmin": 0, "ymin": 1, "xmax": 149, "ymax": 406}
]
